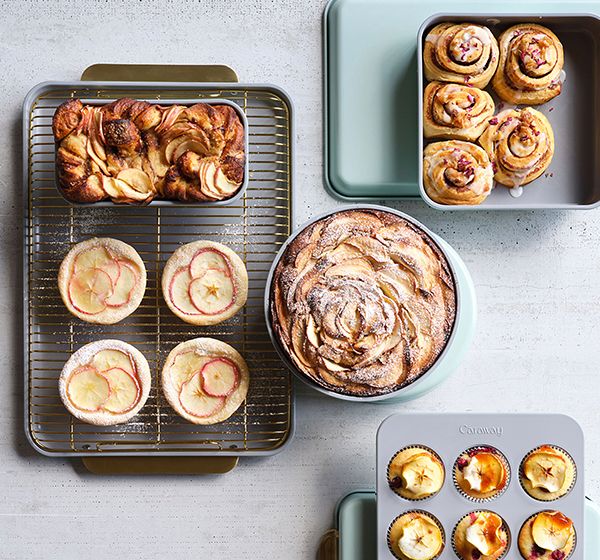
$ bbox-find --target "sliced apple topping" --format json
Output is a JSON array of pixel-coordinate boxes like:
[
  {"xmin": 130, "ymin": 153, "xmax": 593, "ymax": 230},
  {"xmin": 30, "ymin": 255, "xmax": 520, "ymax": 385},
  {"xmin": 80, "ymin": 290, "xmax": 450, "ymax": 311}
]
[
  {"xmin": 68, "ymin": 267, "xmax": 113, "ymax": 314},
  {"xmin": 400, "ymin": 453, "xmax": 444, "ymax": 498},
  {"xmin": 531, "ymin": 511, "xmax": 573, "ymax": 551},
  {"xmin": 101, "ymin": 367, "xmax": 140, "ymax": 414},
  {"xmin": 189, "ymin": 248, "xmax": 230, "ymax": 279},
  {"xmin": 179, "ymin": 371, "xmax": 226, "ymax": 418},
  {"xmin": 73, "ymin": 246, "xmax": 113, "ymax": 272},
  {"xmin": 201, "ymin": 358, "xmax": 239, "ymax": 397},
  {"xmin": 169, "ymin": 351, "xmax": 208, "ymax": 392},
  {"xmin": 524, "ymin": 448, "xmax": 568, "ymax": 493},
  {"xmin": 466, "ymin": 512, "xmax": 504, "ymax": 556},
  {"xmin": 463, "ymin": 452, "xmax": 506, "ymax": 493},
  {"xmin": 172, "ymin": 139, "xmax": 209, "ymax": 163},
  {"xmin": 164, "ymin": 136, "xmax": 189, "ymax": 164},
  {"xmin": 66, "ymin": 366, "xmax": 111, "ymax": 411},
  {"xmin": 189, "ymin": 268, "xmax": 235, "ymax": 315},
  {"xmin": 117, "ymin": 168, "xmax": 154, "ymax": 195},
  {"xmin": 105, "ymin": 261, "xmax": 138, "ymax": 307},
  {"xmin": 169, "ymin": 266, "xmax": 201, "ymax": 315},
  {"xmin": 398, "ymin": 516, "xmax": 443, "ymax": 560},
  {"xmin": 92, "ymin": 349, "xmax": 135, "ymax": 376}
]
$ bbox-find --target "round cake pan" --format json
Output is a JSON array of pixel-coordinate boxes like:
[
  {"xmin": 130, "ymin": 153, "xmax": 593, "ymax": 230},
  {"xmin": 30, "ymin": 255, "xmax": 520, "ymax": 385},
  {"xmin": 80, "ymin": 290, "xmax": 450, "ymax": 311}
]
[{"xmin": 264, "ymin": 204, "xmax": 477, "ymax": 403}]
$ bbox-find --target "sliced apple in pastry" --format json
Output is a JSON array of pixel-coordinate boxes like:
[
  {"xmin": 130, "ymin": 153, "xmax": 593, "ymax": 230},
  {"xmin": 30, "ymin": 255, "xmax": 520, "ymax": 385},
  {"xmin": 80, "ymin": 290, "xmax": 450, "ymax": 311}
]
[
  {"xmin": 67, "ymin": 366, "xmax": 111, "ymax": 411},
  {"xmin": 169, "ymin": 266, "xmax": 201, "ymax": 315},
  {"xmin": 189, "ymin": 248, "xmax": 230, "ymax": 279},
  {"xmin": 164, "ymin": 136, "xmax": 189, "ymax": 164},
  {"xmin": 73, "ymin": 246, "xmax": 113, "ymax": 273},
  {"xmin": 179, "ymin": 371, "xmax": 225, "ymax": 417},
  {"xmin": 466, "ymin": 512, "xmax": 504, "ymax": 556},
  {"xmin": 68, "ymin": 267, "xmax": 113, "ymax": 314},
  {"xmin": 172, "ymin": 139, "xmax": 208, "ymax": 163},
  {"xmin": 170, "ymin": 351, "xmax": 208, "ymax": 392},
  {"xmin": 102, "ymin": 176, "xmax": 122, "ymax": 199},
  {"xmin": 531, "ymin": 511, "xmax": 573, "ymax": 551},
  {"xmin": 189, "ymin": 268, "xmax": 235, "ymax": 315},
  {"xmin": 524, "ymin": 447, "xmax": 568, "ymax": 493},
  {"xmin": 201, "ymin": 358, "xmax": 239, "ymax": 397},
  {"xmin": 117, "ymin": 169, "xmax": 154, "ymax": 195},
  {"xmin": 105, "ymin": 261, "xmax": 137, "ymax": 307},
  {"xmin": 398, "ymin": 516, "xmax": 443, "ymax": 560},
  {"xmin": 92, "ymin": 349, "xmax": 135, "ymax": 376},
  {"xmin": 101, "ymin": 367, "xmax": 140, "ymax": 414}
]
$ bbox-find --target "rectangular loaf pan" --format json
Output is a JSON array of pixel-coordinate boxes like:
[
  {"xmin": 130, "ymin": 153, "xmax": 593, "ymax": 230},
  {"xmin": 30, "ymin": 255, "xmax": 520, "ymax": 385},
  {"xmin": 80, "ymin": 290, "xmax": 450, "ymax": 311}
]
[
  {"xmin": 418, "ymin": 14, "xmax": 600, "ymax": 210},
  {"xmin": 25, "ymin": 82, "xmax": 250, "ymax": 208}
]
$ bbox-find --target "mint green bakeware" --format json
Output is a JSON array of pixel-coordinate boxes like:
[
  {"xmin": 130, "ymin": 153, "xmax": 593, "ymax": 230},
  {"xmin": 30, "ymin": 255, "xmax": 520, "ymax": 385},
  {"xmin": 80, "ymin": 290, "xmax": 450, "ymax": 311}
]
[
  {"xmin": 324, "ymin": 0, "xmax": 600, "ymax": 202},
  {"xmin": 318, "ymin": 491, "xmax": 600, "ymax": 559}
]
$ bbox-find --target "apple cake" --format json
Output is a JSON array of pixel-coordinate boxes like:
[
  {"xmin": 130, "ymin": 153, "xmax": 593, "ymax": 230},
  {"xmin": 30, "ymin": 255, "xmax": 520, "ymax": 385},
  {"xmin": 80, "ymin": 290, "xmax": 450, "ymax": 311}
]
[
  {"xmin": 387, "ymin": 446, "xmax": 445, "ymax": 500},
  {"xmin": 520, "ymin": 445, "xmax": 576, "ymax": 501},
  {"xmin": 454, "ymin": 446, "xmax": 510, "ymax": 501},
  {"xmin": 453, "ymin": 511, "xmax": 510, "ymax": 560},
  {"xmin": 270, "ymin": 209, "xmax": 456, "ymax": 397},
  {"xmin": 518, "ymin": 511, "xmax": 576, "ymax": 560},
  {"xmin": 52, "ymin": 97, "xmax": 245, "ymax": 204},
  {"xmin": 388, "ymin": 511, "xmax": 445, "ymax": 560}
]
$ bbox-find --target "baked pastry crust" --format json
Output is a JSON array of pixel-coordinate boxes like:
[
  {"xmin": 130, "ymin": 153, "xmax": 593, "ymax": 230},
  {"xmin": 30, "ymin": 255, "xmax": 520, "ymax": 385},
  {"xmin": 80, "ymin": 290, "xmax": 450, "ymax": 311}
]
[
  {"xmin": 58, "ymin": 340, "xmax": 151, "ymax": 426},
  {"xmin": 424, "ymin": 23, "xmax": 499, "ymax": 88},
  {"xmin": 453, "ymin": 511, "xmax": 509, "ymax": 560},
  {"xmin": 454, "ymin": 447, "xmax": 509, "ymax": 501},
  {"xmin": 518, "ymin": 511, "xmax": 576, "ymax": 560},
  {"xmin": 424, "ymin": 82, "xmax": 495, "ymax": 141},
  {"xmin": 520, "ymin": 445, "xmax": 576, "ymax": 501},
  {"xmin": 479, "ymin": 108, "xmax": 554, "ymax": 187},
  {"xmin": 270, "ymin": 209, "xmax": 456, "ymax": 397},
  {"xmin": 388, "ymin": 511, "xmax": 444, "ymax": 560},
  {"xmin": 492, "ymin": 24, "xmax": 564, "ymax": 105},
  {"xmin": 58, "ymin": 237, "xmax": 147, "ymax": 324},
  {"xmin": 161, "ymin": 338, "xmax": 249, "ymax": 425},
  {"xmin": 53, "ymin": 98, "xmax": 245, "ymax": 204},
  {"xmin": 423, "ymin": 140, "xmax": 493, "ymax": 205},
  {"xmin": 161, "ymin": 240, "xmax": 248, "ymax": 326},
  {"xmin": 388, "ymin": 447, "xmax": 445, "ymax": 500}
]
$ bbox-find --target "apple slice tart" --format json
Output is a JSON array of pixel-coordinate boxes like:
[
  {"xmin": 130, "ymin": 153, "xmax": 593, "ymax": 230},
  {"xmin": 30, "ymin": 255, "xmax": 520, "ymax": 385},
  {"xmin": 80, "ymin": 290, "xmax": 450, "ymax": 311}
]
[
  {"xmin": 58, "ymin": 238, "xmax": 146, "ymax": 324},
  {"xmin": 59, "ymin": 340, "xmax": 151, "ymax": 426},
  {"xmin": 520, "ymin": 445, "xmax": 576, "ymax": 501},
  {"xmin": 161, "ymin": 338, "xmax": 249, "ymax": 425},
  {"xmin": 518, "ymin": 511, "xmax": 576, "ymax": 560},
  {"xmin": 161, "ymin": 240, "xmax": 248, "ymax": 326},
  {"xmin": 453, "ymin": 511, "xmax": 510, "ymax": 560}
]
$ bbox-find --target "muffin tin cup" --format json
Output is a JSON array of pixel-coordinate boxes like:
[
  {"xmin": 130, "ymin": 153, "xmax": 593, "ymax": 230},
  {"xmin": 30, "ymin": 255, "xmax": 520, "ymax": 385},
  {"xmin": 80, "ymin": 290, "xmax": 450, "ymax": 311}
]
[
  {"xmin": 376, "ymin": 413, "xmax": 584, "ymax": 559},
  {"xmin": 387, "ymin": 510, "xmax": 446, "ymax": 560},
  {"xmin": 518, "ymin": 510, "xmax": 578, "ymax": 560},
  {"xmin": 264, "ymin": 204, "xmax": 476, "ymax": 403},
  {"xmin": 451, "ymin": 510, "xmax": 511, "ymax": 560},
  {"xmin": 519, "ymin": 444, "xmax": 578, "ymax": 503}
]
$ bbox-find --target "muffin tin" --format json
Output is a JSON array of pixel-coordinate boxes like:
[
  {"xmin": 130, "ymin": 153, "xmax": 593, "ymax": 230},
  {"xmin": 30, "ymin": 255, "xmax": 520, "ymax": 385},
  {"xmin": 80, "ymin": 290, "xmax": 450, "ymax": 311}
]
[
  {"xmin": 377, "ymin": 413, "xmax": 584, "ymax": 559},
  {"xmin": 418, "ymin": 14, "xmax": 600, "ymax": 210}
]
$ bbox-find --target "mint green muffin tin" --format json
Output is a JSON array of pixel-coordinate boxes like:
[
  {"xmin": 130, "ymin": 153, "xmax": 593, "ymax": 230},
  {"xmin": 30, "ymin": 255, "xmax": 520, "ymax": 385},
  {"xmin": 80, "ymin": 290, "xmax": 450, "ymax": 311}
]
[{"xmin": 324, "ymin": 0, "xmax": 600, "ymax": 206}]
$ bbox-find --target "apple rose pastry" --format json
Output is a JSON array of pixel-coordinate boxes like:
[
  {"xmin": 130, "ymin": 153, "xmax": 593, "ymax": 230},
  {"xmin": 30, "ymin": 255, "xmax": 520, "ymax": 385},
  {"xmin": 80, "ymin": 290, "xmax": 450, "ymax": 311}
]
[
  {"xmin": 479, "ymin": 108, "xmax": 554, "ymax": 187},
  {"xmin": 161, "ymin": 338, "xmax": 249, "ymax": 425},
  {"xmin": 453, "ymin": 511, "xmax": 510, "ymax": 560},
  {"xmin": 59, "ymin": 340, "xmax": 151, "ymax": 426},
  {"xmin": 270, "ymin": 209, "xmax": 456, "ymax": 397},
  {"xmin": 58, "ymin": 238, "xmax": 147, "ymax": 324},
  {"xmin": 424, "ymin": 23, "xmax": 499, "ymax": 88},
  {"xmin": 388, "ymin": 511, "xmax": 445, "ymax": 560},
  {"xmin": 424, "ymin": 82, "xmax": 495, "ymax": 141},
  {"xmin": 388, "ymin": 446, "xmax": 445, "ymax": 500},
  {"xmin": 162, "ymin": 240, "xmax": 247, "ymax": 326},
  {"xmin": 454, "ymin": 446, "xmax": 510, "ymax": 501},
  {"xmin": 518, "ymin": 511, "xmax": 576, "ymax": 560},
  {"xmin": 492, "ymin": 24, "xmax": 564, "ymax": 105},
  {"xmin": 520, "ymin": 445, "xmax": 576, "ymax": 501},
  {"xmin": 423, "ymin": 141, "xmax": 493, "ymax": 205}
]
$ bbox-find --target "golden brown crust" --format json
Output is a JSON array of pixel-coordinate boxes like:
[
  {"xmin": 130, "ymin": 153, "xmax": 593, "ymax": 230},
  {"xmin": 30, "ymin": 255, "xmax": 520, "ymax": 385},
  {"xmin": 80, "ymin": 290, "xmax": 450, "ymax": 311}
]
[
  {"xmin": 492, "ymin": 24, "xmax": 564, "ymax": 105},
  {"xmin": 53, "ymin": 98, "xmax": 245, "ymax": 204},
  {"xmin": 270, "ymin": 209, "xmax": 456, "ymax": 397}
]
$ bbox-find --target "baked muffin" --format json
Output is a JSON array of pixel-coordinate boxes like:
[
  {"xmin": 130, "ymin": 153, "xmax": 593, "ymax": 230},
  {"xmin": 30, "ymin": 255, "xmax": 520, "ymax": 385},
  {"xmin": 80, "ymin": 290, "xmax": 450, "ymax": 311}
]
[
  {"xmin": 454, "ymin": 446, "xmax": 509, "ymax": 501},
  {"xmin": 161, "ymin": 338, "xmax": 249, "ymax": 425},
  {"xmin": 453, "ymin": 511, "xmax": 509, "ymax": 560},
  {"xmin": 270, "ymin": 209, "xmax": 456, "ymax": 397},
  {"xmin": 518, "ymin": 511, "xmax": 576, "ymax": 560},
  {"xmin": 58, "ymin": 237, "xmax": 147, "ymax": 324},
  {"xmin": 161, "ymin": 240, "xmax": 248, "ymax": 326},
  {"xmin": 388, "ymin": 447, "xmax": 445, "ymax": 500},
  {"xmin": 520, "ymin": 445, "xmax": 576, "ymax": 501},
  {"xmin": 388, "ymin": 511, "xmax": 444, "ymax": 560},
  {"xmin": 59, "ymin": 340, "xmax": 151, "ymax": 426}
]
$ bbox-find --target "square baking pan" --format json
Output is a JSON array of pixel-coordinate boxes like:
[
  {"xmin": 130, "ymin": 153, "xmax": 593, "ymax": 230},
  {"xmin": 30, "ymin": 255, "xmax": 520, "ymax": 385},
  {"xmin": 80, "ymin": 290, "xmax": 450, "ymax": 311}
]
[
  {"xmin": 418, "ymin": 14, "xmax": 600, "ymax": 210},
  {"xmin": 48, "ymin": 94, "xmax": 249, "ymax": 207}
]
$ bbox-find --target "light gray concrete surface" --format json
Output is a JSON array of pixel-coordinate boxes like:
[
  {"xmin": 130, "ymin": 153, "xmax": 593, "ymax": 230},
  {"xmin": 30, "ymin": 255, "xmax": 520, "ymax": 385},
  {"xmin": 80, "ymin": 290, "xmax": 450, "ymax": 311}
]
[{"xmin": 1, "ymin": 1, "xmax": 599, "ymax": 558}]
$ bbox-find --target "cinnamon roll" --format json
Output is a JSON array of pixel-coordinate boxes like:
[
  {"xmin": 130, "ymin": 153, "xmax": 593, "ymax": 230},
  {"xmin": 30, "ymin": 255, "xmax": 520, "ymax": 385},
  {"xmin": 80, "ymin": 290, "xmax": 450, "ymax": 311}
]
[
  {"xmin": 479, "ymin": 108, "xmax": 554, "ymax": 187},
  {"xmin": 424, "ymin": 82, "xmax": 495, "ymax": 141},
  {"xmin": 270, "ymin": 209, "xmax": 456, "ymax": 397},
  {"xmin": 424, "ymin": 23, "xmax": 499, "ymax": 88},
  {"xmin": 423, "ymin": 141, "xmax": 493, "ymax": 205},
  {"xmin": 492, "ymin": 24, "xmax": 564, "ymax": 105}
]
